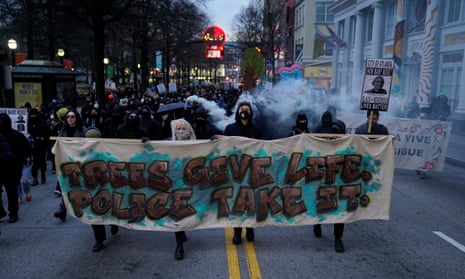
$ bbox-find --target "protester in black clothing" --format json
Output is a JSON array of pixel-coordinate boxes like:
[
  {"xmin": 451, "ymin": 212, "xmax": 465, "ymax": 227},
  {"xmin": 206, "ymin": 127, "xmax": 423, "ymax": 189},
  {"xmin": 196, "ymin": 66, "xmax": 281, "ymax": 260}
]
[
  {"xmin": 431, "ymin": 94, "xmax": 451, "ymax": 121},
  {"xmin": 312, "ymin": 117, "xmax": 347, "ymax": 253},
  {"xmin": 83, "ymin": 106, "xmax": 103, "ymax": 131},
  {"xmin": 313, "ymin": 110, "xmax": 333, "ymax": 133},
  {"xmin": 289, "ymin": 114, "xmax": 310, "ymax": 136},
  {"xmin": 102, "ymin": 106, "xmax": 123, "ymax": 138},
  {"xmin": 80, "ymin": 96, "xmax": 95, "ymax": 125},
  {"xmin": 28, "ymin": 108, "xmax": 50, "ymax": 185},
  {"xmin": 192, "ymin": 109, "xmax": 221, "ymax": 139},
  {"xmin": 140, "ymin": 105, "xmax": 163, "ymax": 140},
  {"xmin": 115, "ymin": 111, "xmax": 148, "ymax": 139},
  {"xmin": 54, "ymin": 110, "xmax": 85, "ymax": 222},
  {"xmin": 82, "ymin": 128, "xmax": 119, "ymax": 252},
  {"xmin": 0, "ymin": 113, "xmax": 32, "ymax": 223},
  {"xmin": 0, "ymin": 133, "xmax": 13, "ymax": 222},
  {"xmin": 224, "ymin": 101, "xmax": 263, "ymax": 245},
  {"xmin": 355, "ymin": 110, "xmax": 389, "ymax": 135}
]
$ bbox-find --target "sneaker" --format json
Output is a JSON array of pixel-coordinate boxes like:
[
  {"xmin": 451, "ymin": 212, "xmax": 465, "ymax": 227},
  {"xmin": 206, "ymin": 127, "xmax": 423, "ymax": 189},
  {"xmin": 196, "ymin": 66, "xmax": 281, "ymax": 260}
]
[
  {"xmin": 0, "ymin": 211, "xmax": 7, "ymax": 220},
  {"xmin": 54, "ymin": 190, "xmax": 62, "ymax": 197}
]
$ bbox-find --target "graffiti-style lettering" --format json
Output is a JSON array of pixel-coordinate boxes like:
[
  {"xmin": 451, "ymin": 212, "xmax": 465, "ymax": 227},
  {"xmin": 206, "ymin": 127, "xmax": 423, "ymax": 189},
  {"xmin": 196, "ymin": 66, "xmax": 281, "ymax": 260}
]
[
  {"xmin": 250, "ymin": 157, "xmax": 274, "ymax": 188},
  {"xmin": 183, "ymin": 156, "xmax": 229, "ymax": 189},
  {"xmin": 228, "ymin": 154, "xmax": 252, "ymax": 182},
  {"xmin": 211, "ymin": 187, "xmax": 233, "ymax": 218},
  {"xmin": 170, "ymin": 189, "xmax": 195, "ymax": 221},
  {"xmin": 257, "ymin": 187, "xmax": 282, "ymax": 222},
  {"xmin": 282, "ymin": 187, "xmax": 306, "ymax": 217},
  {"xmin": 339, "ymin": 184, "xmax": 361, "ymax": 211},
  {"xmin": 316, "ymin": 186, "xmax": 338, "ymax": 212},
  {"xmin": 233, "ymin": 187, "xmax": 255, "ymax": 215},
  {"xmin": 147, "ymin": 161, "xmax": 171, "ymax": 191}
]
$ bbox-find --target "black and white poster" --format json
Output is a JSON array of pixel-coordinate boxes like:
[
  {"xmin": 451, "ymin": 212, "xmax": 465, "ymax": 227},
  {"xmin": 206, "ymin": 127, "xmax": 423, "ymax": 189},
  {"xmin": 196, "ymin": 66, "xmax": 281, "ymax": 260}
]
[{"xmin": 360, "ymin": 58, "xmax": 394, "ymax": 111}]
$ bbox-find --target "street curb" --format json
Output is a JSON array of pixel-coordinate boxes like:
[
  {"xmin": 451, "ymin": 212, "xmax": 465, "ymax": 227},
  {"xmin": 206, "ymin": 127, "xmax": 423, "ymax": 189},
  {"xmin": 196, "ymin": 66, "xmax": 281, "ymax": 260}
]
[{"xmin": 445, "ymin": 156, "xmax": 465, "ymax": 169}]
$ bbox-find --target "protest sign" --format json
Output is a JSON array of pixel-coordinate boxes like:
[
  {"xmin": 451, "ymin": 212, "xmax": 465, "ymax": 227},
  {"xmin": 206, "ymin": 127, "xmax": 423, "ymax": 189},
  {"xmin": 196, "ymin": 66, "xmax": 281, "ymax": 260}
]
[
  {"xmin": 0, "ymin": 107, "xmax": 28, "ymax": 135},
  {"xmin": 360, "ymin": 59, "xmax": 394, "ymax": 111},
  {"xmin": 343, "ymin": 113, "xmax": 451, "ymax": 171},
  {"xmin": 54, "ymin": 135, "xmax": 395, "ymax": 231}
]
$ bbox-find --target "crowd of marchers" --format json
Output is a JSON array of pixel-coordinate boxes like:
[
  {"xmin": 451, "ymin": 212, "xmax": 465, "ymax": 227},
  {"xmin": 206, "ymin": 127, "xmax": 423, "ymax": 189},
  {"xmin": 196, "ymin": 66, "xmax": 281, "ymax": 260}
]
[{"xmin": 1, "ymin": 83, "xmax": 393, "ymax": 260}]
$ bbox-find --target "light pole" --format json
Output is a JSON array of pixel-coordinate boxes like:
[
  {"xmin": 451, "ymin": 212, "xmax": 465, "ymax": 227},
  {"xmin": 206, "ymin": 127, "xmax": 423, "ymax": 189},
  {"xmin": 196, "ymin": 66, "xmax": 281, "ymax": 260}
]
[
  {"xmin": 103, "ymin": 57, "xmax": 109, "ymax": 80},
  {"xmin": 57, "ymin": 48, "xmax": 65, "ymax": 65},
  {"xmin": 7, "ymin": 39, "xmax": 17, "ymax": 67}
]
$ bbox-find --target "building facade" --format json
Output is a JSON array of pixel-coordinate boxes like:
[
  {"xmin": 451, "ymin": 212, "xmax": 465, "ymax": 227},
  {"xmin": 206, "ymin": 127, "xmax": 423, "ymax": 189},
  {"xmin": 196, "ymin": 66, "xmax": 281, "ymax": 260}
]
[
  {"xmin": 294, "ymin": 0, "xmax": 335, "ymax": 87},
  {"xmin": 330, "ymin": 0, "xmax": 465, "ymax": 128}
]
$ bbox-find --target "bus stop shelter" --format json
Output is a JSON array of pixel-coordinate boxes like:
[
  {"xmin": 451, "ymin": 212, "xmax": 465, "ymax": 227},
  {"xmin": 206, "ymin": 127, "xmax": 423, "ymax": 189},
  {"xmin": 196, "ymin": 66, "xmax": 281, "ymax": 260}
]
[{"xmin": 9, "ymin": 60, "xmax": 77, "ymax": 108}]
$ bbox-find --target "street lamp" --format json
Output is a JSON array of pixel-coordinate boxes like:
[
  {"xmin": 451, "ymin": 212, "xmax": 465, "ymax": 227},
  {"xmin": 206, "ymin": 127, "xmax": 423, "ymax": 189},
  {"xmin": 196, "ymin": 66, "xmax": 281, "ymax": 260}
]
[
  {"xmin": 7, "ymin": 39, "xmax": 17, "ymax": 67},
  {"xmin": 103, "ymin": 57, "xmax": 109, "ymax": 79},
  {"xmin": 57, "ymin": 48, "xmax": 65, "ymax": 65}
]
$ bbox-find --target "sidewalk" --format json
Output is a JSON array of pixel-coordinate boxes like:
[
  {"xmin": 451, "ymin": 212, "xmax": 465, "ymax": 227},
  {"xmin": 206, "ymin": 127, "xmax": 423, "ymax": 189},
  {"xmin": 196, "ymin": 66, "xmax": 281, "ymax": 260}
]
[{"xmin": 446, "ymin": 131, "xmax": 465, "ymax": 168}]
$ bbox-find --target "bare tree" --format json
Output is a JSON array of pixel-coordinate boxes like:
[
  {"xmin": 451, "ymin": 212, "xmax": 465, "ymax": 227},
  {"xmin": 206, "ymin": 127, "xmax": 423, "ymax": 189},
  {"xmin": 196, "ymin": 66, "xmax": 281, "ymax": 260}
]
[
  {"xmin": 233, "ymin": 0, "xmax": 264, "ymax": 48},
  {"xmin": 263, "ymin": 0, "xmax": 284, "ymax": 83}
]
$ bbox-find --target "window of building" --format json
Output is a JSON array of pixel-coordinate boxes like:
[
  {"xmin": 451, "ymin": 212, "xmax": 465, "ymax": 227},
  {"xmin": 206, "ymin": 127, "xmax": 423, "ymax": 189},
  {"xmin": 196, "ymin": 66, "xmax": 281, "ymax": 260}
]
[
  {"xmin": 407, "ymin": 0, "xmax": 426, "ymax": 33},
  {"xmin": 446, "ymin": 0, "xmax": 462, "ymax": 23},
  {"xmin": 338, "ymin": 21, "xmax": 345, "ymax": 43},
  {"xmin": 439, "ymin": 52, "xmax": 463, "ymax": 111},
  {"xmin": 316, "ymin": 2, "xmax": 334, "ymax": 23},
  {"xmin": 366, "ymin": 7, "xmax": 374, "ymax": 42},
  {"xmin": 324, "ymin": 41, "xmax": 333, "ymax": 56},
  {"xmin": 385, "ymin": 0, "xmax": 396, "ymax": 38},
  {"xmin": 349, "ymin": 16, "xmax": 356, "ymax": 46}
]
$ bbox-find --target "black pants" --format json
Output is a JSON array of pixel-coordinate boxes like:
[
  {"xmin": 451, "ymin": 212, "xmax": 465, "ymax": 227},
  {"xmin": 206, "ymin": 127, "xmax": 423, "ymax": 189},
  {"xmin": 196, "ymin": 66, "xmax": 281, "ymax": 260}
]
[
  {"xmin": 0, "ymin": 169, "xmax": 21, "ymax": 218},
  {"xmin": 92, "ymin": 225, "xmax": 118, "ymax": 242},
  {"xmin": 31, "ymin": 148, "xmax": 47, "ymax": 179},
  {"xmin": 314, "ymin": 223, "xmax": 344, "ymax": 238}
]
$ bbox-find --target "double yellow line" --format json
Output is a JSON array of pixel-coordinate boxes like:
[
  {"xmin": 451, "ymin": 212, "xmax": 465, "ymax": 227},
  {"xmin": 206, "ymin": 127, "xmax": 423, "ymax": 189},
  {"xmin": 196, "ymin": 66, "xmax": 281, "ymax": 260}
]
[{"xmin": 225, "ymin": 228, "xmax": 262, "ymax": 279}]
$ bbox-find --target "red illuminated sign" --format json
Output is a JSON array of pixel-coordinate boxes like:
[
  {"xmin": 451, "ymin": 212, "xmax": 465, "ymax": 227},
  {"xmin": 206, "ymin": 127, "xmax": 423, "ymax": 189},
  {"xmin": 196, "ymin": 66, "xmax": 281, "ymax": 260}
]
[{"xmin": 203, "ymin": 26, "xmax": 226, "ymax": 59}]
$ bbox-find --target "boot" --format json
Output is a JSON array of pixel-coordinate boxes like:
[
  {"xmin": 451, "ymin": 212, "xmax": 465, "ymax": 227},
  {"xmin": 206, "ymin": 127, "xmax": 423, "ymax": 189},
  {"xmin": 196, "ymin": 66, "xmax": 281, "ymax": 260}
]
[
  {"xmin": 174, "ymin": 243, "xmax": 184, "ymax": 260},
  {"xmin": 54, "ymin": 202, "xmax": 66, "ymax": 222},
  {"xmin": 246, "ymin": 228, "xmax": 254, "ymax": 242},
  {"xmin": 232, "ymin": 227, "xmax": 242, "ymax": 245},
  {"xmin": 313, "ymin": 224, "xmax": 322, "ymax": 238},
  {"xmin": 335, "ymin": 237, "xmax": 344, "ymax": 253}
]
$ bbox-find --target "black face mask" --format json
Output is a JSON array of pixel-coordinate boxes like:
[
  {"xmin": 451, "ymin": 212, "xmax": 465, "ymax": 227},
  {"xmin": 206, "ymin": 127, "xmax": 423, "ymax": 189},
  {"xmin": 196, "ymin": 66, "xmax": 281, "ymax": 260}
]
[
  {"xmin": 297, "ymin": 121, "xmax": 307, "ymax": 130},
  {"xmin": 141, "ymin": 110, "xmax": 151, "ymax": 119},
  {"xmin": 239, "ymin": 111, "xmax": 250, "ymax": 121},
  {"xmin": 196, "ymin": 117, "xmax": 206, "ymax": 125},
  {"xmin": 127, "ymin": 119, "xmax": 138, "ymax": 127}
]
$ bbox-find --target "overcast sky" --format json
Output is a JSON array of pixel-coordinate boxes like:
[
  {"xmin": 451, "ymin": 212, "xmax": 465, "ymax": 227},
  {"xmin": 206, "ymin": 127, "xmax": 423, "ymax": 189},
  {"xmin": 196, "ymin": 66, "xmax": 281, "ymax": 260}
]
[{"xmin": 205, "ymin": 0, "xmax": 251, "ymax": 40}]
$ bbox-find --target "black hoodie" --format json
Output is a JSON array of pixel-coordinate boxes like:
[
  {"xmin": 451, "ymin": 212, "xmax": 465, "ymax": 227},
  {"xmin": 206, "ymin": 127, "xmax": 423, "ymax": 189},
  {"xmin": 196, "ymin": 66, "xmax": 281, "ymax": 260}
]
[{"xmin": 0, "ymin": 113, "xmax": 32, "ymax": 175}]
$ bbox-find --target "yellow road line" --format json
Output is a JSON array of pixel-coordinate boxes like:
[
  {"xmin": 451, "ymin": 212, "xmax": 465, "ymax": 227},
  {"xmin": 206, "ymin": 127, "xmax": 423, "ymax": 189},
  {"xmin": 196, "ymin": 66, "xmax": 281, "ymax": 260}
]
[
  {"xmin": 225, "ymin": 228, "xmax": 262, "ymax": 279},
  {"xmin": 244, "ymin": 234, "xmax": 262, "ymax": 279},
  {"xmin": 225, "ymin": 228, "xmax": 241, "ymax": 279}
]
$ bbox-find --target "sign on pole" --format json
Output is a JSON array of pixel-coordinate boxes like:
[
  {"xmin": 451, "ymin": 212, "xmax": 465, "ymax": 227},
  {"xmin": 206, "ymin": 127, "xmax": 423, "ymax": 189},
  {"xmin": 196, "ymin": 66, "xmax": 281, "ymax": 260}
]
[{"xmin": 360, "ymin": 58, "xmax": 394, "ymax": 111}]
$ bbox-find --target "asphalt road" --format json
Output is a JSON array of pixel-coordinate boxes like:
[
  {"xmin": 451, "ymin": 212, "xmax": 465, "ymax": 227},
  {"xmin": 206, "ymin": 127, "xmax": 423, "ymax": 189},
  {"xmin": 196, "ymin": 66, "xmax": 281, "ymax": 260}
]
[{"xmin": 1, "ymin": 162, "xmax": 464, "ymax": 279}]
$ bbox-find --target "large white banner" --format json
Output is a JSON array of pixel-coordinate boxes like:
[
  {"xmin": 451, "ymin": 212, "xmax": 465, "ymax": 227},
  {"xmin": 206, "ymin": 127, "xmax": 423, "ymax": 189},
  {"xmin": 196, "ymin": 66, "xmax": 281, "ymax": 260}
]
[
  {"xmin": 54, "ymin": 135, "xmax": 395, "ymax": 231},
  {"xmin": 342, "ymin": 113, "xmax": 451, "ymax": 171}
]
